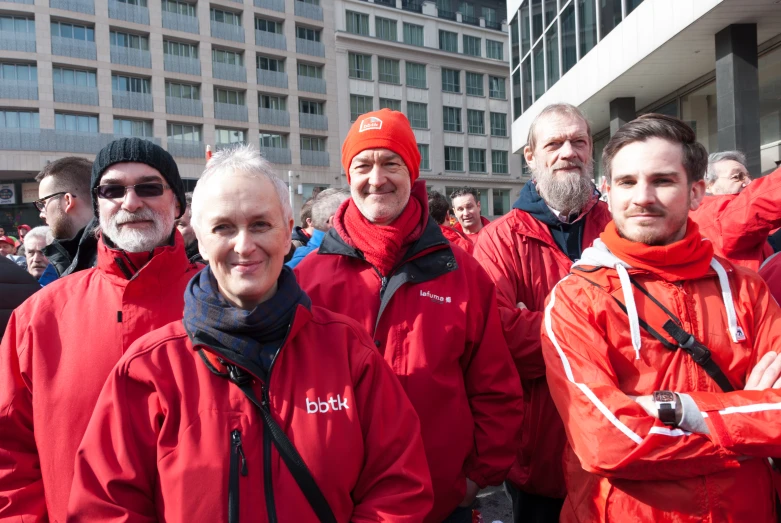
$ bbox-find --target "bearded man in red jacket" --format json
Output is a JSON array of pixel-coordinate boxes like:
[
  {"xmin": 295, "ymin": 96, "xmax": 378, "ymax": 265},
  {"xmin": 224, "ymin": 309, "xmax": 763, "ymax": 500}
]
[
  {"xmin": 295, "ymin": 109, "xmax": 523, "ymax": 523},
  {"xmin": 0, "ymin": 138, "xmax": 202, "ymax": 522}
]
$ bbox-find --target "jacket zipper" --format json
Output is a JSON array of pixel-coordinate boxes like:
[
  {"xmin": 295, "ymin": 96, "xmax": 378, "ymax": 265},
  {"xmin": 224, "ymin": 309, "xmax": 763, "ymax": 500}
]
[
  {"xmin": 261, "ymin": 334, "xmax": 286, "ymax": 523},
  {"xmin": 229, "ymin": 429, "xmax": 248, "ymax": 523}
]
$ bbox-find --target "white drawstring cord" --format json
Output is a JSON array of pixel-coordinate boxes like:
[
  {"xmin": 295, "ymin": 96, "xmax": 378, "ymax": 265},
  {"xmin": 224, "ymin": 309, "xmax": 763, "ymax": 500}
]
[
  {"xmin": 710, "ymin": 259, "xmax": 745, "ymax": 343},
  {"xmin": 616, "ymin": 264, "xmax": 642, "ymax": 359}
]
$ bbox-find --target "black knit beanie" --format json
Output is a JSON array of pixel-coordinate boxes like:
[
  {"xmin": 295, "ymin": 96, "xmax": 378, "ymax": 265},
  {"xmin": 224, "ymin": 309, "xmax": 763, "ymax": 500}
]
[{"xmin": 91, "ymin": 138, "xmax": 187, "ymax": 219}]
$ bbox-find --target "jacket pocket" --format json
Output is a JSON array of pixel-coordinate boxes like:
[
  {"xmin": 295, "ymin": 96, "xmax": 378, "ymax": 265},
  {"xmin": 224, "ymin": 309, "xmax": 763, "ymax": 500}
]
[{"xmin": 229, "ymin": 429, "xmax": 248, "ymax": 523}]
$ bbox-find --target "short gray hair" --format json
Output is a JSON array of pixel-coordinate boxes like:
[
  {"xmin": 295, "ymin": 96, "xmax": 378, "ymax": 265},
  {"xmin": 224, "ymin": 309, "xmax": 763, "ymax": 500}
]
[
  {"xmin": 706, "ymin": 150, "xmax": 747, "ymax": 185},
  {"xmin": 191, "ymin": 144, "xmax": 293, "ymax": 233},
  {"xmin": 527, "ymin": 103, "xmax": 592, "ymax": 152},
  {"xmin": 24, "ymin": 226, "xmax": 52, "ymax": 248},
  {"xmin": 311, "ymin": 188, "xmax": 350, "ymax": 231}
]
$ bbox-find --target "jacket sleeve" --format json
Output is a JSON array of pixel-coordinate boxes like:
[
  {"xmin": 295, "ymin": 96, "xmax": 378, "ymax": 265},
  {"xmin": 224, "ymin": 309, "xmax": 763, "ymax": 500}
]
[
  {"xmin": 0, "ymin": 309, "xmax": 47, "ymax": 522},
  {"xmin": 460, "ymin": 263, "xmax": 524, "ymax": 488},
  {"xmin": 67, "ymin": 360, "xmax": 159, "ymax": 523},
  {"xmin": 472, "ymin": 228, "xmax": 546, "ymax": 380},
  {"xmin": 685, "ymin": 276, "xmax": 781, "ymax": 457},
  {"xmin": 542, "ymin": 277, "xmax": 743, "ymax": 481},
  {"xmin": 350, "ymin": 344, "xmax": 434, "ymax": 522},
  {"xmin": 697, "ymin": 167, "xmax": 781, "ymax": 260}
]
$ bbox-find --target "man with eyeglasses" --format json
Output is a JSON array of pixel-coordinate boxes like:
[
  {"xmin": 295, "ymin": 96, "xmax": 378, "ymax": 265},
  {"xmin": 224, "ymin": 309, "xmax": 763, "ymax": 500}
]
[
  {"xmin": 35, "ymin": 157, "xmax": 98, "ymax": 277},
  {"xmin": 0, "ymin": 138, "xmax": 202, "ymax": 523},
  {"xmin": 690, "ymin": 151, "xmax": 781, "ymax": 271}
]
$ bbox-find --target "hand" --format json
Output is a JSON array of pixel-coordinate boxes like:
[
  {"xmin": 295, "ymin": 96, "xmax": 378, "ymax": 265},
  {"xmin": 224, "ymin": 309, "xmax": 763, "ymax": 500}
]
[
  {"xmin": 459, "ymin": 478, "xmax": 479, "ymax": 507},
  {"xmin": 517, "ymin": 302, "xmax": 527, "ymax": 310},
  {"xmin": 745, "ymin": 352, "xmax": 781, "ymax": 390}
]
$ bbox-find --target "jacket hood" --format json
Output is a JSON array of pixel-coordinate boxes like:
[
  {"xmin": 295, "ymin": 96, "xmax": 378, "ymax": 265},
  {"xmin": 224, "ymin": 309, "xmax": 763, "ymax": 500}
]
[{"xmin": 574, "ymin": 240, "xmax": 744, "ymax": 360}]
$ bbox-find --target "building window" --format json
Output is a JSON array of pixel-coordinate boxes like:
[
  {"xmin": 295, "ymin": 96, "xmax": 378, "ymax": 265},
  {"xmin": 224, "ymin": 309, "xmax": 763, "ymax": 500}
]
[
  {"xmin": 406, "ymin": 62, "xmax": 426, "ymax": 88},
  {"xmin": 486, "ymin": 39, "xmax": 503, "ymax": 60},
  {"xmin": 467, "ymin": 109, "xmax": 484, "ymax": 134},
  {"xmin": 112, "ymin": 74, "xmax": 151, "ymax": 93},
  {"xmin": 466, "ymin": 72, "xmax": 483, "ymax": 96},
  {"xmin": 444, "ymin": 146, "xmax": 463, "ymax": 171},
  {"xmin": 350, "ymin": 94, "xmax": 372, "ymax": 121},
  {"xmin": 118, "ymin": 0, "xmax": 147, "ymax": 6},
  {"xmin": 418, "ymin": 144, "xmax": 429, "ymax": 170},
  {"xmin": 166, "ymin": 82, "xmax": 199, "ymax": 99},
  {"xmin": 482, "ymin": 6, "xmax": 496, "ymax": 24},
  {"xmin": 578, "ymin": 0, "xmax": 597, "ymax": 58},
  {"xmin": 510, "ymin": 14, "xmax": 519, "ymax": 68},
  {"xmin": 167, "ymin": 123, "xmax": 201, "ymax": 141},
  {"xmin": 0, "ymin": 110, "xmax": 39, "ymax": 128},
  {"xmin": 492, "ymin": 188, "xmax": 510, "ymax": 214},
  {"xmin": 346, "ymin": 11, "xmax": 369, "ymax": 35},
  {"xmin": 114, "ymin": 118, "xmax": 153, "ymax": 137},
  {"xmin": 215, "ymin": 127, "xmax": 246, "ymax": 144},
  {"xmin": 489, "ymin": 76, "xmax": 506, "ymax": 99},
  {"xmin": 561, "ymin": 2, "xmax": 576, "ymax": 75},
  {"xmin": 407, "ymin": 101, "xmax": 427, "ymax": 128},
  {"xmin": 378, "ymin": 58, "xmax": 400, "ymax": 84},
  {"xmin": 163, "ymin": 0, "xmax": 196, "ymax": 16},
  {"xmin": 164, "ymin": 39, "xmax": 198, "ymax": 58},
  {"xmin": 492, "ymin": 150, "xmax": 508, "ymax": 174},
  {"xmin": 463, "ymin": 35, "xmax": 480, "ymax": 57},
  {"xmin": 210, "ymin": 8, "xmax": 241, "ymax": 25},
  {"xmin": 53, "ymin": 67, "xmax": 96, "ymax": 87},
  {"xmin": 490, "ymin": 112, "xmax": 506, "ymax": 136},
  {"xmin": 259, "ymin": 132, "xmax": 287, "ymax": 147},
  {"xmin": 214, "ymin": 87, "xmax": 245, "ymax": 105},
  {"xmin": 443, "ymin": 106, "xmax": 462, "ymax": 132},
  {"xmin": 301, "ymin": 135, "xmax": 326, "ymax": 151},
  {"xmin": 110, "ymin": 30, "xmax": 149, "ymax": 50},
  {"xmin": 55, "ymin": 112, "xmax": 98, "ymax": 132},
  {"xmin": 212, "ymin": 48, "xmax": 243, "ymax": 65},
  {"xmin": 259, "ymin": 94, "xmax": 286, "ymax": 109},
  {"xmin": 296, "ymin": 26, "xmax": 320, "ymax": 41},
  {"xmin": 255, "ymin": 18, "xmax": 282, "ymax": 33},
  {"xmin": 439, "ymin": 30, "xmax": 457, "ymax": 52},
  {"xmin": 380, "ymin": 98, "xmax": 400, "ymax": 111},
  {"xmin": 259, "ymin": 55, "xmax": 285, "ymax": 71},
  {"xmin": 468, "ymin": 148, "xmax": 486, "ymax": 172},
  {"xmin": 403, "ymin": 22, "xmax": 423, "ymax": 47},
  {"xmin": 299, "ymin": 99, "xmax": 323, "ymax": 114},
  {"xmin": 50, "ymin": 20, "xmax": 92, "ymax": 41},
  {"xmin": 546, "ymin": 22, "xmax": 559, "ymax": 89},
  {"xmin": 348, "ymin": 53, "xmax": 372, "ymax": 80},
  {"xmin": 375, "ymin": 17, "xmax": 397, "ymax": 42},
  {"xmin": 297, "ymin": 62, "xmax": 321, "ymax": 78},
  {"xmin": 441, "ymin": 68, "xmax": 460, "ymax": 93},
  {"xmin": 1, "ymin": 63, "xmax": 37, "ymax": 81}
]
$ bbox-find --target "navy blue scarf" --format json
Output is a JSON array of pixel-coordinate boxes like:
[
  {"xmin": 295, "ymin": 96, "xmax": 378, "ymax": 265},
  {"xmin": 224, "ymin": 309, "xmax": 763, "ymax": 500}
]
[{"xmin": 183, "ymin": 265, "xmax": 310, "ymax": 379}]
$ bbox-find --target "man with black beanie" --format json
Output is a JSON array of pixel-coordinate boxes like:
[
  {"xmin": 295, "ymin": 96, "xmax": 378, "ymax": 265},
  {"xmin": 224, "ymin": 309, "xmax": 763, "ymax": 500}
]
[{"xmin": 0, "ymin": 138, "xmax": 202, "ymax": 522}]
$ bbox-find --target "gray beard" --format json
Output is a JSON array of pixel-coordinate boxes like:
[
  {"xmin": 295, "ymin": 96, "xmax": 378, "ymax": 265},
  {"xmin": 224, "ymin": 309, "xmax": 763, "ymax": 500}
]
[
  {"xmin": 100, "ymin": 207, "xmax": 175, "ymax": 252},
  {"xmin": 533, "ymin": 161, "xmax": 595, "ymax": 217}
]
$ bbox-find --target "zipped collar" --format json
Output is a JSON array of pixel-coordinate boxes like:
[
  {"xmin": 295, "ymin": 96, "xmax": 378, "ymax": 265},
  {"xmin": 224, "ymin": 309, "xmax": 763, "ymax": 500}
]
[{"xmin": 96, "ymin": 229, "xmax": 190, "ymax": 281}]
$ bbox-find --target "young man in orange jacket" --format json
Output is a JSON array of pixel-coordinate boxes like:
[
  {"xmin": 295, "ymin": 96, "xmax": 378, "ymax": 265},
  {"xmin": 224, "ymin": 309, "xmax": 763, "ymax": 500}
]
[{"xmin": 542, "ymin": 114, "xmax": 781, "ymax": 522}]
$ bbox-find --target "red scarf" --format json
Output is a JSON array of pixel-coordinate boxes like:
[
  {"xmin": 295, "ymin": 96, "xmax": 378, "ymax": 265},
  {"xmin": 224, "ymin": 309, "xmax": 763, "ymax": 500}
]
[
  {"xmin": 334, "ymin": 182, "xmax": 428, "ymax": 276},
  {"xmin": 600, "ymin": 218, "xmax": 714, "ymax": 281}
]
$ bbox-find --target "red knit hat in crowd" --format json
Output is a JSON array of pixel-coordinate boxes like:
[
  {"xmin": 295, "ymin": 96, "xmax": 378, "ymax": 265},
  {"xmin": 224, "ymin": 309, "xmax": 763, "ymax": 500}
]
[{"xmin": 341, "ymin": 109, "xmax": 421, "ymax": 185}]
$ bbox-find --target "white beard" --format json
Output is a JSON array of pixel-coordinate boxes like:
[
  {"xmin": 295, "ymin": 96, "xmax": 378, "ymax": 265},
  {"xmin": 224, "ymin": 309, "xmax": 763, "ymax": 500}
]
[
  {"xmin": 533, "ymin": 159, "xmax": 595, "ymax": 216},
  {"xmin": 101, "ymin": 207, "xmax": 175, "ymax": 252}
]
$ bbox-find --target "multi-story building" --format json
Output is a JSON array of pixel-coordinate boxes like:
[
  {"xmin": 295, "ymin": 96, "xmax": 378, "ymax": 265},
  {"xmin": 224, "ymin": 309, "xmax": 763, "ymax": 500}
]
[
  {"xmin": 0, "ymin": 0, "xmax": 521, "ymax": 230},
  {"xmin": 507, "ymin": 0, "xmax": 781, "ymax": 184}
]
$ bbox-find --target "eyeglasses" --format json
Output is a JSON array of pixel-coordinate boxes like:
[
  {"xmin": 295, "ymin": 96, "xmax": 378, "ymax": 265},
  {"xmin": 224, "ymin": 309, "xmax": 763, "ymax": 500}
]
[
  {"xmin": 34, "ymin": 192, "xmax": 68, "ymax": 212},
  {"xmin": 94, "ymin": 183, "xmax": 171, "ymax": 200}
]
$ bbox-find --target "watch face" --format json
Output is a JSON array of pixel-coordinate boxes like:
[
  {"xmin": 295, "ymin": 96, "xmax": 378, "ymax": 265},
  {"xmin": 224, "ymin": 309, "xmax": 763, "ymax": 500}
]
[{"xmin": 654, "ymin": 391, "xmax": 675, "ymax": 403}]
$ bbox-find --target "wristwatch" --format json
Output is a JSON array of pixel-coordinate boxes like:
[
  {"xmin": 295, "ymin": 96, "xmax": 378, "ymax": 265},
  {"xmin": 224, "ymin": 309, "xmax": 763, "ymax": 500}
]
[{"xmin": 653, "ymin": 390, "xmax": 679, "ymax": 427}]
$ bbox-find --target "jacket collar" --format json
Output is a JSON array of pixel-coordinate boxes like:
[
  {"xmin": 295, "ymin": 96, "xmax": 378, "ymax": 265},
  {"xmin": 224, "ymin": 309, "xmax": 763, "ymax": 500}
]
[{"xmin": 96, "ymin": 229, "xmax": 191, "ymax": 281}]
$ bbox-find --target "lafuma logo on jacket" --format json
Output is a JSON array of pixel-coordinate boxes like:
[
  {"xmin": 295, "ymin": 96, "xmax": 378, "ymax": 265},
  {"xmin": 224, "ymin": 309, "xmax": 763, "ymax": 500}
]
[
  {"xmin": 359, "ymin": 116, "xmax": 383, "ymax": 132},
  {"xmin": 306, "ymin": 394, "xmax": 349, "ymax": 414},
  {"xmin": 420, "ymin": 289, "xmax": 451, "ymax": 304}
]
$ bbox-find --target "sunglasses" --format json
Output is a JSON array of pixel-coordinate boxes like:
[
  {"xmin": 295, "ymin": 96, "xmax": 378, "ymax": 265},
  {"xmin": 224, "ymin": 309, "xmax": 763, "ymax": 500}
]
[
  {"xmin": 34, "ymin": 191, "xmax": 69, "ymax": 211},
  {"xmin": 94, "ymin": 183, "xmax": 170, "ymax": 200}
]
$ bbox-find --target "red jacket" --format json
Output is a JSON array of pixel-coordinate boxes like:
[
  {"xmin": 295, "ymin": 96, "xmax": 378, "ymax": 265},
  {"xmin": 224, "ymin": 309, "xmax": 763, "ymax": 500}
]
[
  {"xmin": 439, "ymin": 224, "xmax": 473, "ymax": 255},
  {"xmin": 0, "ymin": 233, "xmax": 201, "ymax": 523},
  {"xmin": 454, "ymin": 216, "xmax": 491, "ymax": 243},
  {"xmin": 473, "ymin": 203, "xmax": 611, "ymax": 498},
  {"xmin": 690, "ymin": 166, "xmax": 781, "ymax": 272},
  {"xmin": 759, "ymin": 253, "xmax": 781, "ymax": 303},
  {"xmin": 67, "ymin": 307, "xmax": 433, "ymax": 522},
  {"xmin": 542, "ymin": 242, "xmax": 781, "ymax": 522},
  {"xmin": 295, "ymin": 219, "xmax": 523, "ymax": 522}
]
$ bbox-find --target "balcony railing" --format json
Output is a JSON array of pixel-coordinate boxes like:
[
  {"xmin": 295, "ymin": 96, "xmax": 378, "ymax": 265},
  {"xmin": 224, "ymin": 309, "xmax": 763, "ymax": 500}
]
[
  {"xmin": 0, "ymin": 31, "xmax": 36, "ymax": 53},
  {"xmin": 374, "ymin": 0, "xmax": 394, "ymax": 6},
  {"xmin": 51, "ymin": 36, "xmax": 95, "ymax": 59},
  {"xmin": 257, "ymin": 69, "xmax": 288, "ymax": 88},
  {"xmin": 214, "ymin": 103, "xmax": 248, "ymax": 122},
  {"xmin": 113, "ymin": 134, "xmax": 160, "ymax": 146},
  {"xmin": 299, "ymin": 112, "xmax": 327, "ymax": 130},
  {"xmin": 215, "ymin": 141, "xmax": 247, "ymax": 151},
  {"xmin": 401, "ymin": 0, "xmax": 422, "ymax": 12},
  {"xmin": 167, "ymin": 140, "xmax": 204, "ymax": 158},
  {"xmin": 212, "ymin": 62, "xmax": 247, "ymax": 82},
  {"xmin": 438, "ymin": 9, "xmax": 457, "ymax": 20},
  {"xmin": 485, "ymin": 20, "xmax": 502, "ymax": 30},
  {"xmin": 256, "ymin": 30, "xmax": 286, "ymax": 50},
  {"xmin": 297, "ymin": 76, "xmax": 326, "ymax": 94},
  {"xmin": 210, "ymin": 21, "xmax": 245, "ymax": 43},
  {"xmin": 108, "ymin": 0, "xmax": 150, "ymax": 24},
  {"xmin": 162, "ymin": 11, "xmax": 199, "ymax": 33},
  {"xmin": 0, "ymin": 79, "xmax": 38, "ymax": 100},
  {"xmin": 112, "ymin": 91, "xmax": 153, "ymax": 112},
  {"xmin": 258, "ymin": 107, "xmax": 290, "ymax": 127},
  {"xmin": 254, "ymin": 0, "xmax": 284, "ymax": 11},
  {"xmin": 259, "ymin": 146, "xmax": 291, "ymax": 164},
  {"xmin": 295, "ymin": 38, "xmax": 324, "ymax": 57},
  {"xmin": 50, "ymin": 0, "xmax": 94, "ymax": 14},
  {"xmin": 461, "ymin": 14, "xmax": 480, "ymax": 26},
  {"xmin": 53, "ymin": 84, "xmax": 99, "ymax": 105},
  {"xmin": 110, "ymin": 45, "xmax": 152, "ymax": 68},
  {"xmin": 301, "ymin": 149, "xmax": 329, "ymax": 166},
  {"xmin": 164, "ymin": 54, "xmax": 201, "ymax": 76},
  {"xmin": 7, "ymin": 0, "xmax": 34, "ymax": 4},
  {"xmin": 294, "ymin": 1, "xmax": 322, "ymax": 21},
  {"xmin": 166, "ymin": 97, "xmax": 203, "ymax": 117},
  {"xmin": 0, "ymin": 128, "xmax": 115, "ymax": 153}
]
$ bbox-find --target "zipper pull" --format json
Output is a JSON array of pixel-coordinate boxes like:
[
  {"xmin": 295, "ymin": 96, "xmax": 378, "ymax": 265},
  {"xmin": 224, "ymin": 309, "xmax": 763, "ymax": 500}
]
[
  {"xmin": 231, "ymin": 430, "xmax": 248, "ymax": 476},
  {"xmin": 380, "ymin": 276, "xmax": 388, "ymax": 295}
]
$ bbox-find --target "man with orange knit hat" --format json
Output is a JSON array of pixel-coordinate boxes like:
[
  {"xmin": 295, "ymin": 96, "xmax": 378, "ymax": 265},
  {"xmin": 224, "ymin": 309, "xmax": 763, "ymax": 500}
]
[{"xmin": 295, "ymin": 109, "xmax": 523, "ymax": 522}]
